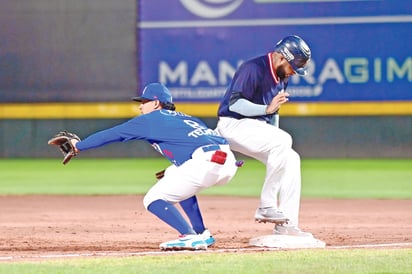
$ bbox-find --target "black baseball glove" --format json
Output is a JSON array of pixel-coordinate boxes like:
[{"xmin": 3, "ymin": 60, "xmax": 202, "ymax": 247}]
[
  {"xmin": 155, "ymin": 169, "xmax": 165, "ymax": 180},
  {"xmin": 48, "ymin": 131, "xmax": 81, "ymax": 165}
]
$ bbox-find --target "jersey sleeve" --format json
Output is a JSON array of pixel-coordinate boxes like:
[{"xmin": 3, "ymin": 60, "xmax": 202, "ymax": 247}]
[{"xmin": 76, "ymin": 116, "xmax": 150, "ymax": 151}]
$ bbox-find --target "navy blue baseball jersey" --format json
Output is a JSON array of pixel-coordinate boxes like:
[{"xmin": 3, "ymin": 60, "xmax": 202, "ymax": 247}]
[
  {"xmin": 76, "ymin": 109, "xmax": 228, "ymax": 166},
  {"xmin": 218, "ymin": 53, "xmax": 288, "ymax": 123}
]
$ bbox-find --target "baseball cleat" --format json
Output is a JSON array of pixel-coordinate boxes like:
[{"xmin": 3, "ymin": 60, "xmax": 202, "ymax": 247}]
[
  {"xmin": 254, "ymin": 207, "xmax": 289, "ymax": 224},
  {"xmin": 159, "ymin": 234, "xmax": 208, "ymax": 251},
  {"xmin": 201, "ymin": 229, "xmax": 216, "ymax": 247},
  {"xmin": 273, "ymin": 224, "xmax": 313, "ymax": 237}
]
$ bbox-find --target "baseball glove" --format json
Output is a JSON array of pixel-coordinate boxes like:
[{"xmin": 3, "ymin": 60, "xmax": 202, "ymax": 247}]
[
  {"xmin": 48, "ymin": 131, "xmax": 81, "ymax": 165},
  {"xmin": 155, "ymin": 169, "xmax": 165, "ymax": 180}
]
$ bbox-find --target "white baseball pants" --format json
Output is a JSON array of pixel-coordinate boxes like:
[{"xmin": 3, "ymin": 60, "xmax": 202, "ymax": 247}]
[
  {"xmin": 216, "ymin": 117, "xmax": 302, "ymax": 226},
  {"xmin": 143, "ymin": 144, "xmax": 237, "ymax": 208}
]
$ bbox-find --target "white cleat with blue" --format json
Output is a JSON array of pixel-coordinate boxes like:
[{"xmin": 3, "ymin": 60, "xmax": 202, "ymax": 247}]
[
  {"xmin": 201, "ymin": 229, "xmax": 216, "ymax": 247},
  {"xmin": 160, "ymin": 234, "xmax": 208, "ymax": 251}
]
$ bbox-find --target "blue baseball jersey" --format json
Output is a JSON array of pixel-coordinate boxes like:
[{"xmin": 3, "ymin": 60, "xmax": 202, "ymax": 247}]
[
  {"xmin": 76, "ymin": 110, "xmax": 228, "ymax": 166},
  {"xmin": 218, "ymin": 53, "xmax": 288, "ymax": 123}
]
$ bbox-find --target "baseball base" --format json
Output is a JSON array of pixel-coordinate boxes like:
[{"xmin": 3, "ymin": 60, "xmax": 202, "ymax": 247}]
[{"xmin": 249, "ymin": 234, "xmax": 326, "ymax": 249}]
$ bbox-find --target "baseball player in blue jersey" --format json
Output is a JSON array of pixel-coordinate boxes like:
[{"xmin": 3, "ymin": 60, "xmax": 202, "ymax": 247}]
[
  {"xmin": 69, "ymin": 83, "xmax": 239, "ymax": 250},
  {"xmin": 216, "ymin": 35, "xmax": 313, "ymax": 237}
]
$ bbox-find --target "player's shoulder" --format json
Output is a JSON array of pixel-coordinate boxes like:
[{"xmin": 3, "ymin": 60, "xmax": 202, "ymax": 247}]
[
  {"xmin": 240, "ymin": 55, "xmax": 267, "ymax": 70},
  {"xmin": 158, "ymin": 109, "xmax": 192, "ymax": 118},
  {"xmin": 236, "ymin": 56, "xmax": 266, "ymax": 80},
  {"xmin": 245, "ymin": 54, "xmax": 267, "ymax": 64}
]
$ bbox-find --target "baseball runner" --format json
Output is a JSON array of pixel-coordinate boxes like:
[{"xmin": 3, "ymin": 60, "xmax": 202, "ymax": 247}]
[
  {"xmin": 215, "ymin": 35, "xmax": 313, "ymax": 237},
  {"xmin": 48, "ymin": 83, "xmax": 239, "ymax": 250}
]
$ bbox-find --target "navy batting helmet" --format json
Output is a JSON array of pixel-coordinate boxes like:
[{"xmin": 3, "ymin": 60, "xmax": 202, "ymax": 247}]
[{"xmin": 274, "ymin": 35, "xmax": 311, "ymax": 76}]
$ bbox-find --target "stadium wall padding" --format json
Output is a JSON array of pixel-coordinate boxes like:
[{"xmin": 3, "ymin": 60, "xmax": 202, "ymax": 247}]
[{"xmin": 1, "ymin": 117, "xmax": 410, "ymax": 158}]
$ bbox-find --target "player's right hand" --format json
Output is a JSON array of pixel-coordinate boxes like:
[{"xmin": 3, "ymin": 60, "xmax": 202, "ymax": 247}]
[{"xmin": 265, "ymin": 92, "xmax": 290, "ymax": 114}]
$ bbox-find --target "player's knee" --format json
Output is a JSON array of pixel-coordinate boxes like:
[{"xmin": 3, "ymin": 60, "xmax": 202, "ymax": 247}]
[
  {"xmin": 283, "ymin": 132, "xmax": 293, "ymax": 148},
  {"xmin": 143, "ymin": 193, "xmax": 155, "ymax": 210},
  {"xmin": 291, "ymin": 149, "xmax": 300, "ymax": 159},
  {"xmin": 289, "ymin": 149, "xmax": 301, "ymax": 165},
  {"xmin": 273, "ymin": 131, "xmax": 293, "ymax": 149}
]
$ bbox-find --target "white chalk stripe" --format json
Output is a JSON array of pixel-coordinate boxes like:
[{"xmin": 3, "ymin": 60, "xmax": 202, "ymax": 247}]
[{"xmin": 1, "ymin": 242, "xmax": 411, "ymax": 261}]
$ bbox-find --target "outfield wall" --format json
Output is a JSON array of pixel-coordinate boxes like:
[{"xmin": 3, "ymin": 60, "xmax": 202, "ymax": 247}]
[
  {"xmin": 1, "ymin": 1, "xmax": 410, "ymax": 158},
  {"xmin": 1, "ymin": 116, "xmax": 411, "ymax": 158},
  {"xmin": 0, "ymin": 0, "xmax": 137, "ymax": 103}
]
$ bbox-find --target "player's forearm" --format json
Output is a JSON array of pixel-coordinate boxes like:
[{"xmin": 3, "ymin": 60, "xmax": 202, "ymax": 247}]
[
  {"xmin": 76, "ymin": 128, "xmax": 123, "ymax": 151},
  {"xmin": 229, "ymin": 98, "xmax": 267, "ymax": 116}
]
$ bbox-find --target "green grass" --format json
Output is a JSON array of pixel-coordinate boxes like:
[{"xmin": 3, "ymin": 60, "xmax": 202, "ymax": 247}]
[
  {"xmin": 0, "ymin": 158, "xmax": 165, "ymax": 195},
  {"xmin": 0, "ymin": 158, "xmax": 410, "ymax": 198},
  {"xmin": 301, "ymin": 159, "xmax": 412, "ymax": 198},
  {"xmin": 0, "ymin": 158, "xmax": 411, "ymax": 273},
  {"xmin": 205, "ymin": 158, "xmax": 412, "ymax": 198},
  {"xmin": 1, "ymin": 249, "xmax": 411, "ymax": 274}
]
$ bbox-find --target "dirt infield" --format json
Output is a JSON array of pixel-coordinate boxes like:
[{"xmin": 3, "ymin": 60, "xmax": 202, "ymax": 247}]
[{"xmin": 1, "ymin": 195, "xmax": 411, "ymax": 258}]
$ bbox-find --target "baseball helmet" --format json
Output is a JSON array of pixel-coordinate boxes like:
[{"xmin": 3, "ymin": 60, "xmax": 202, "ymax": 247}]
[
  {"xmin": 132, "ymin": 82, "xmax": 173, "ymax": 104},
  {"xmin": 274, "ymin": 35, "xmax": 311, "ymax": 76}
]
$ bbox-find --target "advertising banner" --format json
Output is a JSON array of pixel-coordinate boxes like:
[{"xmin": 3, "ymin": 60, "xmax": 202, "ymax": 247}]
[{"xmin": 138, "ymin": 0, "xmax": 412, "ymax": 103}]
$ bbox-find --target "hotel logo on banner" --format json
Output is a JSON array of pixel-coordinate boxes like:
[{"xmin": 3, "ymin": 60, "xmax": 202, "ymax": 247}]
[
  {"xmin": 179, "ymin": 0, "xmax": 243, "ymax": 18},
  {"xmin": 159, "ymin": 57, "xmax": 412, "ymax": 99},
  {"xmin": 140, "ymin": 1, "xmax": 412, "ymax": 101}
]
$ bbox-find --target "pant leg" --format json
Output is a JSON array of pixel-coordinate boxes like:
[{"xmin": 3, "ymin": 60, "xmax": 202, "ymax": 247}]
[
  {"xmin": 278, "ymin": 149, "xmax": 302, "ymax": 226},
  {"xmin": 143, "ymin": 149, "xmax": 237, "ymax": 208},
  {"xmin": 216, "ymin": 117, "xmax": 294, "ymax": 209}
]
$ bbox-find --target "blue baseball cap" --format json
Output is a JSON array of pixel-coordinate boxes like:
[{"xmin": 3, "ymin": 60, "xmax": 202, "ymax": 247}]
[
  {"xmin": 132, "ymin": 83, "xmax": 173, "ymax": 104},
  {"xmin": 274, "ymin": 35, "xmax": 311, "ymax": 76}
]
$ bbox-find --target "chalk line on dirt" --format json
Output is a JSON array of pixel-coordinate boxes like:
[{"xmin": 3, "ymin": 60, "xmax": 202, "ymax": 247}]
[{"xmin": 1, "ymin": 242, "xmax": 412, "ymax": 261}]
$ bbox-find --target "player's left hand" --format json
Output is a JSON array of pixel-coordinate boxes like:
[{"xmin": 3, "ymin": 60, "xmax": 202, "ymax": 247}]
[{"xmin": 48, "ymin": 131, "xmax": 81, "ymax": 165}]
